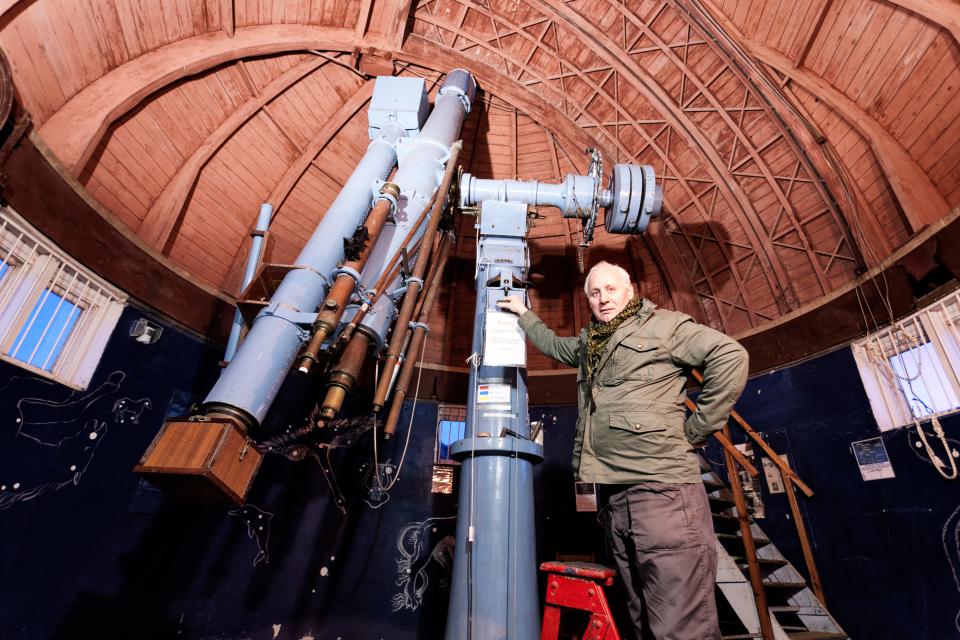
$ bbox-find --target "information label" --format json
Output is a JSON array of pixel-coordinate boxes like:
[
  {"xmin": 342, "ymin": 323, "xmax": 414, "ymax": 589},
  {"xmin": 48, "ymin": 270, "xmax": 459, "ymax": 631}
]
[
  {"xmin": 477, "ymin": 383, "xmax": 512, "ymax": 404},
  {"xmin": 851, "ymin": 437, "xmax": 896, "ymax": 481},
  {"xmin": 483, "ymin": 310, "xmax": 526, "ymax": 367}
]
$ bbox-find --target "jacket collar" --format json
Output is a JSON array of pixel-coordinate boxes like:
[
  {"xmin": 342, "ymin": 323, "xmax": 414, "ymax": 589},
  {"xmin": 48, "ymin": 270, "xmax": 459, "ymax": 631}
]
[{"xmin": 580, "ymin": 299, "xmax": 657, "ymax": 375}]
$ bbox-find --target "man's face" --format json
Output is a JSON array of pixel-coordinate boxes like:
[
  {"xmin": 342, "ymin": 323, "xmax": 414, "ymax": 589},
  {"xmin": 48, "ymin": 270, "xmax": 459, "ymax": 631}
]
[{"xmin": 586, "ymin": 267, "xmax": 634, "ymax": 323}]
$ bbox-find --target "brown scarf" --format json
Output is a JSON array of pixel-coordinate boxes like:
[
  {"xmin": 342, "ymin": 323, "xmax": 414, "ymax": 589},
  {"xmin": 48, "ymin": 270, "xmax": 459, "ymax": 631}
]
[{"xmin": 586, "ymin": 297, "xmax": 644, "ymax": 381}]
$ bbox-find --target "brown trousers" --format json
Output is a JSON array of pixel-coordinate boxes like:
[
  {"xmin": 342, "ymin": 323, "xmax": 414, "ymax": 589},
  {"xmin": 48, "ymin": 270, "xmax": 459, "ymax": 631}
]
[{"xmin": 600, "ymin": 482, "xmax": 720, "ymax": 640}]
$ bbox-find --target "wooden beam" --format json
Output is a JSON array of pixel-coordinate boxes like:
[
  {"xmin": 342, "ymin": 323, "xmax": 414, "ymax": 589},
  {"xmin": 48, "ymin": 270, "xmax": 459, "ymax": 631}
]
[
  {"xmin": 529, "ymin": 0, "xmax": 801, "ymax": 310},
  {"xmin": 36, "ymin": 25, "xmax": 365, "ymax": 176},
  {"xmin": 700, "ymin": 0, "xmax": 951, "ymax": 231},
  {"xmin": 791, "ymin": 0, "xmax": 834, "ymax": 67},
  {"xmin": 220, "ymin": 0, "xmax": 235, "ymax": 38},
  {"xmin": 887, "ymin": 0, "xmax": 960, "ymax": 45},
  {"xmin": 138, "ymin": 57, "xmax": 326, "ymax": 250},
  {"xmin": 356, "ymin": 0, "xmax": 375, "ymax": 40},
  {"xmin": 265, "ymin": 81, "xmax": 375, "ymax": 213},
  {"xmin": 0, "ymin": 0, "xmax": 25, "ymax": 22},
  {"xmin": 221, "ymin": 81, "xmax": 376, "ymax": 289},
  {"xmin": 643, "ymin": 219, "xmax": 708, "ymax": 320},
  {"xmin": 398, "ymin": 36, "xmax": 606, "ymax": 169},
  {"xmin": 389, "ymin": 0, "xmax": 417, "ymax": 50}
]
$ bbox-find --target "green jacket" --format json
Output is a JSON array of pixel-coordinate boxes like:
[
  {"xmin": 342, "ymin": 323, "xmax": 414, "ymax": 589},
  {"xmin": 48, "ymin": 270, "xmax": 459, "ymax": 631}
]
[{"xmin": 518, "ymin": 299, "xmax": 748, "ymax": 484}]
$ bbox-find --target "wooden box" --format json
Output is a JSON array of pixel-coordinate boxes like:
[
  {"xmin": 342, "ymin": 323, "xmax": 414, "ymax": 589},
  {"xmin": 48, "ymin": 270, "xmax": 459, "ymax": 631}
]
[{"xmin": 134, "ymin": 419, "xmax": 262, "ymax": 504}]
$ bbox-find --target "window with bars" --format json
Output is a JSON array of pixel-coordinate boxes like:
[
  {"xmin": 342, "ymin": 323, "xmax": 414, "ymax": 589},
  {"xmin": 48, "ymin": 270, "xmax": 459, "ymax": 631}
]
[
  {"xmin": 435, "ymin": 404, "xmax": 467, "ymax": 464},
  {"xmin": 0, "ymin": 206, "xmax": 125, "ymax": 389},
  {"xmin": 852, "ymin": 290, "xmax": 960, "ymax": 431}
]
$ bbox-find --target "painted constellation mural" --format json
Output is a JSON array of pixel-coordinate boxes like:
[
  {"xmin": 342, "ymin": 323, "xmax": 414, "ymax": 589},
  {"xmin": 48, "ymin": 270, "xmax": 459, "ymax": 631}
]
[
  {"xmin": 112, "ymin": 397, "xmax": 153, "ymax": 424},
  {"xmin": 0, "ymin": 371, "xmax": 151, "ymax": 510},
  {"xmin": 391, "ymin": 516, "xmax": 456, "ymax": 612},
  {"xmin": 229, "ymin": 504, "xmax": 274, "ymax": 566}
]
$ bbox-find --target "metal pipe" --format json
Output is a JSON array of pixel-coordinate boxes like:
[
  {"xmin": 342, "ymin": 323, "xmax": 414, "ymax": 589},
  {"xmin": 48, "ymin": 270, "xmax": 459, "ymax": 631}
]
[
  {"xmin": 201, "ymin": 120, "xmax": 407, "ymax": 431},
  {"xmin": 297, "ymin": 182, "xmax": 400, "ymax": 374},
  {"xmin": 372, "ymin": 140, "xmax": 462, "ymax": 413},
  {"xmin": 224, "ymin": 203, "xmax": 272, "ymax": 363},
  {"xmin": 460, "ymin": 163, "xmax": 662, "ymax": 236},
  {"xmin": 460, "ymin": 174, "xmax": 608, "ymax": 217},
  {"xmin": 382, "ymin": 232, "xmax": 453, "ymax": 438}
]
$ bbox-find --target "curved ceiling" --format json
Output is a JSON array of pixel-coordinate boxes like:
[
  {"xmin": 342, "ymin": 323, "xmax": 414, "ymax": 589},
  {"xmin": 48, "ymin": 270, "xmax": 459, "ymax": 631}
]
[{"xmin": 1, "ymin": 0, "xmax": 958, "ymax": 373}]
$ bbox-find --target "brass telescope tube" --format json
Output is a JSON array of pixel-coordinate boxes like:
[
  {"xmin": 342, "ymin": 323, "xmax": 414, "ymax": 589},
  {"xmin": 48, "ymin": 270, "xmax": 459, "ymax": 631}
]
[
  {"xmin": 371, "ymin": 141, "xmax": 462, "ymax": 413},
  {"xmin": 382, "ymin": 232, "xmax": 453, "ymax": 438},
  {"xmin": 298, "ymin": 182, "xmax": 400, "ymax": 374},
  {"xmin": 321, "ymin": 233, "xmax": 448, "ymax": 424},
  {"xmin": 319, "ymin": 329, "xmax": 372, "ymax": 420}
]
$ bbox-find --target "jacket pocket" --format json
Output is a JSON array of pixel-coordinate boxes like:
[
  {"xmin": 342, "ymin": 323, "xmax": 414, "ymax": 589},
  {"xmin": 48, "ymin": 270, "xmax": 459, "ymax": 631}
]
[
  {"xmin": 596, "ymin": 411, "xmax": 677, "ymax": 466},
  {"xmin": 610, "ymin": 338, "xmax": 662, "ymax": 383}
]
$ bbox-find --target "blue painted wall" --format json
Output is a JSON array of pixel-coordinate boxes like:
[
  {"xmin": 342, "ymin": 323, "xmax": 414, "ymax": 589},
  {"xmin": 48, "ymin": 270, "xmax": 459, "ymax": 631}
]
[{"xmin": 1, "ymin": 307, "xmax": 958, "ymax": 639}]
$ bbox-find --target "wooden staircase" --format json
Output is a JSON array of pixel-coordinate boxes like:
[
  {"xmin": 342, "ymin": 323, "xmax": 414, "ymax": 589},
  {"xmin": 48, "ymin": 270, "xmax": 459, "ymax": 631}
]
[
  {"xmin": 702, "ymin": 459, "xmax": 846, "ymax": 640},
  {"xmin": 689, "ymin": 370, "xmax": 847, "ymax": 640}
]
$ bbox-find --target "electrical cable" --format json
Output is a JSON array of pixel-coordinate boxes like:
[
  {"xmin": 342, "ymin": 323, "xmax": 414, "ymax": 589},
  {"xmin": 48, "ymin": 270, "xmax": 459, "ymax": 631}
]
[{"xmin": 371, "ymin": 329, "xmax": 429, "ymax": 492}]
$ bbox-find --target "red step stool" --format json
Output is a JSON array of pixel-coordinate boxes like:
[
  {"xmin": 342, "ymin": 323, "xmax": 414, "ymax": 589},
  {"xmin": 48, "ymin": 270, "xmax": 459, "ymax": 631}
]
[{"xmin": 540, "ymin": 561, "xmax": 622, "ymax": 640}]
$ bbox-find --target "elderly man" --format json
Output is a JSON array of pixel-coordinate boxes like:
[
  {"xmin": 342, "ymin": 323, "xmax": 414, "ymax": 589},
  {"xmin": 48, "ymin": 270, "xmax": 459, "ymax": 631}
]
[{"xmin": 497, "ymin": 260, "xmax": 748, "ymax": 640}]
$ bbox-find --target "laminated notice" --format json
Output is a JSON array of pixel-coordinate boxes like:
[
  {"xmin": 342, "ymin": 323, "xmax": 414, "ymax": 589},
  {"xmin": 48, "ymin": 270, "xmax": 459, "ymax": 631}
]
[{"xmin": 483, "ymin": 310, "xmax": 526, "ymax": 367}]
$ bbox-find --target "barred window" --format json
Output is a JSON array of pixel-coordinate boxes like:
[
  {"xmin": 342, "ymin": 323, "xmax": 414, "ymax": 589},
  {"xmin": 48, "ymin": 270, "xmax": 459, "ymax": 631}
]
[
  {"xmin": 435, "ymin": 404, "xmax": 467, "ymax": 464},
  {"xmin": 852, "ymin": 291, "xmax": 960, "ymax": 431},
  {"xmin": 0, "ymin": 206, "xmax": 125, "ymax": 389}
]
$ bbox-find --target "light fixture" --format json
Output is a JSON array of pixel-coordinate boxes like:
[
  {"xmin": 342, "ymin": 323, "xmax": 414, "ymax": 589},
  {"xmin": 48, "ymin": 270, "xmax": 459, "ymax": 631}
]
[{"xmin": 130, "ymin": 318, "xmax": 162, "ymax": 345}]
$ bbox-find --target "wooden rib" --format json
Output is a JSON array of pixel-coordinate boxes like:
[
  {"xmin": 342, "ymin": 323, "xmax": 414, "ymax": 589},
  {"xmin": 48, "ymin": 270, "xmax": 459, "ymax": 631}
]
[
  {"xmin": 266, "ymin": 81, "xmax": 375, "ymax": 214},
  {"xmin": 220, "ymin": 0, "xmax": 235, "ymax": 38},
  {"xmin": 644, "ymin": 219, "xmax": 709, "ymax": 320},
  {"xmin": 534, "ymin": 0, "xmax": 830, "ymax": 296},
  {"xmin": 221, "ymin": 81, "xmax": 376, "ymax": 287},
  {"xmin": 356, "ymin": 0, "xmax": 374, "ymax": 40},
  {"xmin": 138, "ymin": 57, "xmax": 327, "ymax": 250},
  {"xmin": 526, "ymin": 0, "xmax": 800, "ymax": 309},
  {"xmin": 389, "ymin": 0, "xmax": 417, "ymax": 49},
  {"xmin": 37, "ymin": 25, "xmax": 362, "ymax": 176},
  {"xmin": 409, "ymin": 8, "xmax": 776, "ymax": 323},
  {"xmin": 700, "ymin": 0, "xmax": 951, "ymax": 231},
  {"xmin": 887, "ymin": 0, "xmax": 960, "ymax": 44},
  {"xmin": 0, "ymin": 0, "xmax": 20, "ymax": 20}
]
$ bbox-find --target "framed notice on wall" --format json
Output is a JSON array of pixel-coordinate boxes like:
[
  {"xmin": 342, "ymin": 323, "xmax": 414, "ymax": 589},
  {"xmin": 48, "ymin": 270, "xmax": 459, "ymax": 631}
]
[{"xmin": 851, "ymin": 437, "xmax": 896, "ymax": 481}]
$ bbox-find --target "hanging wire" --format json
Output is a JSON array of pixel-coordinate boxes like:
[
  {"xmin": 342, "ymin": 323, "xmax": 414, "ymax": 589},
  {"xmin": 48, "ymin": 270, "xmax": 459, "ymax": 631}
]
[{"xmin": 371, "ymin": 329, "xmax": 431, "ymax": 492}]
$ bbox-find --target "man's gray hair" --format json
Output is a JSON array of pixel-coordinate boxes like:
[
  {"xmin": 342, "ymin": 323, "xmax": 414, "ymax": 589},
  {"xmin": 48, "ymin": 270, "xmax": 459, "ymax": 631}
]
[{"xmin": 584, "ymin": 261, "xmax": 633, "ymax": 295}]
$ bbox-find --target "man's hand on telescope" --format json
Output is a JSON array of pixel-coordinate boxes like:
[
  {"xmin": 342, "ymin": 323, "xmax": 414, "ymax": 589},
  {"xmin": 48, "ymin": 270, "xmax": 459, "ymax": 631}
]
[{"xmin": 496, "ymin": 295, "xmax": 528, "ymax": 316}]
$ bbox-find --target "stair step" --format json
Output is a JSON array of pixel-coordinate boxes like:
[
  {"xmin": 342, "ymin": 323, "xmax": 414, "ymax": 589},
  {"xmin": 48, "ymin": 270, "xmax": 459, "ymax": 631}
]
[
  {"xmin": 734, "ymin": 556, "xmax": 789, "ymax": 569},
  {"xmin": 716, "ymin": 532, "xmax": 770, "ymax": 546},
  {"xmin": 709, "ymin": 495, "xmax": 736, "ymax": 510},
  {"xmin": 762, "ymin": 581, "xmax": 807, "ymax": 590},
  {"xmin": 785, "ymin": 633, "xmax": 847, "ymax": 640},
  {"xmin": 768, "ymin": 605, "xmax": 802, "ymax": 613},
  {"xmin": 702, "ymin": 478, "xmax": 726, "ymax": 491},
  {"xmin": 713, "ymin": 513, "xmax": 743, "ymax": 523}
]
